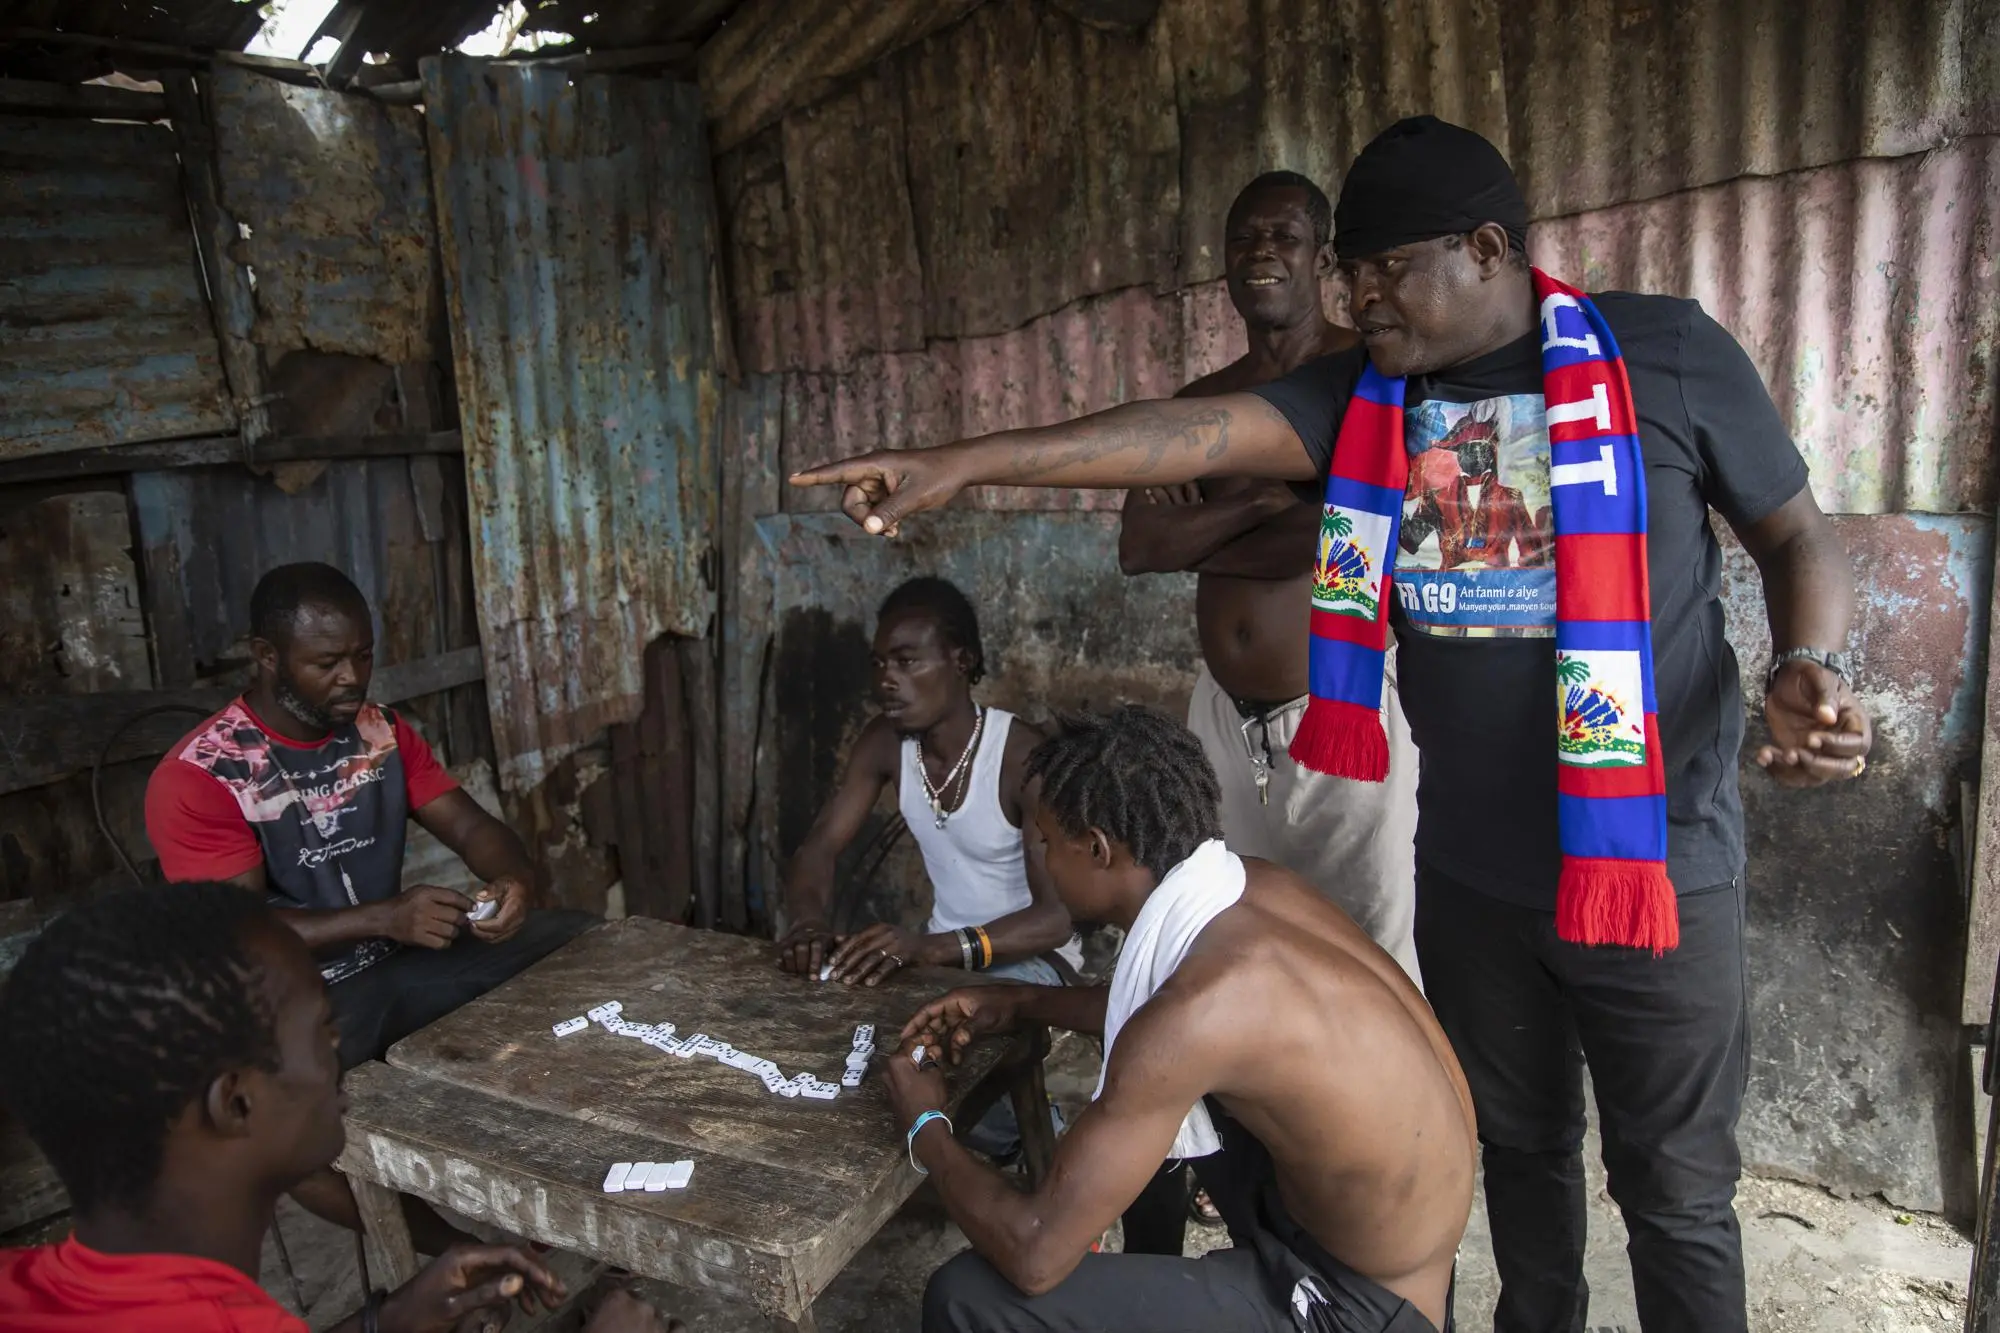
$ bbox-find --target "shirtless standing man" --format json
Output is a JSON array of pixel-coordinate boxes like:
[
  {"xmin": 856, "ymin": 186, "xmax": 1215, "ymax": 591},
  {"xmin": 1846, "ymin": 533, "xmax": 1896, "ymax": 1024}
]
[
  {"xmin": 887, "ymin": 708, "xmax": 1473, "ymax": 1333},
  {"xmin": 1119, "ymin": 172, "xmax": 1419, "ymax": 985}
]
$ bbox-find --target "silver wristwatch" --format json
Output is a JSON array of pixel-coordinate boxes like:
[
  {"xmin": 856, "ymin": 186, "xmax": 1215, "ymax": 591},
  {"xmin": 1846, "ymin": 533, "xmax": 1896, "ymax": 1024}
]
[{"xmin": 1766, "ymin": 647, "xmax": 1851, "ymax": 692}]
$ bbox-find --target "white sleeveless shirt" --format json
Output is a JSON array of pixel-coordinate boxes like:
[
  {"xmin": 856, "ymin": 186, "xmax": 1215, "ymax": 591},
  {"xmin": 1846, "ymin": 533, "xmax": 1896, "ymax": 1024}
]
[{"xmin": 899, "ymin": 709, "xmax": 1032, "ymax": 934}]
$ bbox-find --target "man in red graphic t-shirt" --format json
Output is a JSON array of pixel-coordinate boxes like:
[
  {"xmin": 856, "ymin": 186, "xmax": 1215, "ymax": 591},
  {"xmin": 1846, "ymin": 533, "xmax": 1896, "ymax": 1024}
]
[
  {"xmin": 145, "ymin": 563, "xmax": 595, "ymax": 1249},
  {"xmin": 0, "ymin": 883, "xmax": 674, "ymax": 1333}
]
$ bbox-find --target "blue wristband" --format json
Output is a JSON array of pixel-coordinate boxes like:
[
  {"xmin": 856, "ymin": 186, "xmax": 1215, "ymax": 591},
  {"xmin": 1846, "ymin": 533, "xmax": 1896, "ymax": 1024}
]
[{"xmin": 906, "ymin": 1109, "xmax": 952, "ymax": 1175}]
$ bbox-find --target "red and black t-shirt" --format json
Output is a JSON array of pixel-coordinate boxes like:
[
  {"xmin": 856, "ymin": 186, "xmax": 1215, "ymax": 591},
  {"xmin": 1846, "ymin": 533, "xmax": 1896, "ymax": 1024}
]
[{"xmin": 145, "ymin": 697, "xmax": 458, "ymax": 982}]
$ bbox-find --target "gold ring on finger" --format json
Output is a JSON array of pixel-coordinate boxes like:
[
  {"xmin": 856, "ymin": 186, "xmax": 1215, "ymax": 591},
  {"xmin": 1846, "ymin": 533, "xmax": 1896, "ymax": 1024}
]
[{"xmin": 1852, "ymin": 756, "xmax": 1867, "ymax": 777}]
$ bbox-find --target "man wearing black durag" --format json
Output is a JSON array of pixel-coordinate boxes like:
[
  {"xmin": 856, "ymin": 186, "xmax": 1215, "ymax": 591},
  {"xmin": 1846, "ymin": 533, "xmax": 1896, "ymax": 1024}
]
[{"xmin": 791, "ymin": 117, "xmax": 1873, "ymax": 1333}]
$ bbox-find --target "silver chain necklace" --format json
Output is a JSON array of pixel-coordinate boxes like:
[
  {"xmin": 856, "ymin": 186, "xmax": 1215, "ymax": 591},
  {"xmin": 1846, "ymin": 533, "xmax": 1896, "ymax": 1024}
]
[{"xmin": 920, "ymin": 705, "xmax": 985, "ymax": 829}]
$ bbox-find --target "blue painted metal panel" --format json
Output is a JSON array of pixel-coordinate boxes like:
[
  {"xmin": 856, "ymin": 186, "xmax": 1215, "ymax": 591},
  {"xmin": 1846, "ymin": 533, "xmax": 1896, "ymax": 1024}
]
[
  {"xmin": 422, "ymin": 56, "xmax": 722, "ymax": 794},
  {"xmin": 0, "ymin": 117, "xmax": 235, "ymax": 457},
  {"xmin": 129, "ymin": 459, "xmax": 443, "ymax": 676}
]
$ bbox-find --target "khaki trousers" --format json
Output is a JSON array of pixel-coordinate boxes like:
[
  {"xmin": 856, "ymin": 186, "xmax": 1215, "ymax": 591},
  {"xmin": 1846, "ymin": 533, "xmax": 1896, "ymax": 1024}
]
[{"xmin": 1186, "ymin": 657, "xmax": 1421, "ymax": 986}]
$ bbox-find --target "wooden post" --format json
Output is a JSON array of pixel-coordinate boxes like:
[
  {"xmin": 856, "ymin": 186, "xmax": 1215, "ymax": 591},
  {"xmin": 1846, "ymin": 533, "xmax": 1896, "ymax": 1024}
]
[
  {"xmin": 1007, "ymin": 1025, "xmax": 1058, "ymax": 1189},
  {"xmin": 345, "ymin": 1173, "xmax": 420, "ymax": 1292},
  {"xmin": 161, "ymin": 72, "xmax": 270, "ymax": 451}
]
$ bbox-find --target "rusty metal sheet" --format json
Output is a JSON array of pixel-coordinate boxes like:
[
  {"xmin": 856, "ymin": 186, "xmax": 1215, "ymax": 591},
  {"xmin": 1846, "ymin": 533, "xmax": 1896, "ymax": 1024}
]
[
  {"xmin": 208, "ymin": 65, "xmax": 438, "ymax": 365},
  {"xmin": 1163, "ymin": 0, "xmax": 1998, "ymax": 287},
  {"xmin": 1532, "ymin": 138, "xmax": 2000, "ymax": 517},
  {"xmin": 1164, "ymin": 0, "xmax": 1509, "ymax": 288},
  {"xmin": 780, "ymin": 284, "xmax": 1185, "ymax": 513},
  {"xmin": 746, "ymin": 510, "xmax": 1198, "ymax": 928},
  {"xmin": 1721, "ymin": 513, "xmax": 1990, "ymax": 1209},
  {"xmin": 714, "ymin": 126, "xmax": 797, "ymax": 376},
  {"xmin": 422, "ymin": 56, "xmax": 722, "ymax": 795},
  {"xmin": 128, "ymin": 458, "xmax": 447, "ymax": 679},
  {"xmin": 0, "ymin": 491, "xmax": 151, "ymax": 693},
  {"xmin": 768, "ymin": 65, "xmax": 924, "ymax": 372},
  {"xmin": 899, "ymin": 0, "xmax": 1179, "ymax": 339},
  {"xmin": 698, "ymin": 0, "xmax": 985, "ymax": 153},
  {"xmin": 0, "ymin": 116, "xmax": 235, "ymax": 457},
  {"xmin": 1501, "ymin": 0, "xmax": 1999, "ymax": 221}
]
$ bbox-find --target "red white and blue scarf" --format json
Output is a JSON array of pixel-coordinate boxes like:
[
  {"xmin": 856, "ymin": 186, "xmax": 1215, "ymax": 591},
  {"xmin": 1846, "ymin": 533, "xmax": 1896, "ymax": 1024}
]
[{"xmin": 1290, "ymin": 270, "xmax": 1676, "ymax": 952}]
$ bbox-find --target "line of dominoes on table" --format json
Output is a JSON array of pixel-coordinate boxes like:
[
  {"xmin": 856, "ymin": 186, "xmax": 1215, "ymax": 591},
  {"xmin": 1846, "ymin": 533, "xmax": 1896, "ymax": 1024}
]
[{"xmin": 554, "ymin": 1002, "xmax": 878, "ymax": 1105}]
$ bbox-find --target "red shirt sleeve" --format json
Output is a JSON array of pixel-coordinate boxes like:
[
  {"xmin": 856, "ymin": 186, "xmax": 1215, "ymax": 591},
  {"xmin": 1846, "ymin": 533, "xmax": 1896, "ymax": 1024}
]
[
  {"xmin": 393, "ymin": 713, "xmax": 459, "ymax": 811},
  {"xmin": 144, "ymin": 755, "xmax": 265, "ymax": 883}
]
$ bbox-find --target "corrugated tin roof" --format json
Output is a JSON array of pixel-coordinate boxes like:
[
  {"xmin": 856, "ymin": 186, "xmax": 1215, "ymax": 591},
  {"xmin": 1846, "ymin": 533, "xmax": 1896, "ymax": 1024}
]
[
  {"xmin": 208, "ymin": 64, "xmax": 438, "ymax": 365},
  {"xmin": 423, "ymin": 55, "xmax": 722, "ymax": 794},
  {"xmin": 899, "ymin": 0, "xmax": 1178, "ymax": 339},
  {"xmin": 0, "ymin": 116, "xmax": 236, "ymax": 458},
  {"xmin": 1532, "ymin": 137, "xmax": 2000, "ymax": 516}
]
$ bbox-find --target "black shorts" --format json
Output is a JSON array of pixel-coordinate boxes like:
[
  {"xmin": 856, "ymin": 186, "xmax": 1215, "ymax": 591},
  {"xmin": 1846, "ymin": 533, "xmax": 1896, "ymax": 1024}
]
[{"xmin": 327, "ymin": 909, "xmax": 597, "ymax": 1069}]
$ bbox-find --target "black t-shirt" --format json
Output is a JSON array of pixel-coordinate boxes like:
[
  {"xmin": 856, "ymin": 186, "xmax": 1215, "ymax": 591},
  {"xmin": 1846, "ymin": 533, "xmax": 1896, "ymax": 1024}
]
[{"xmin": 1252, "ymin": 293, "xmax": 1808, "ymax": 906}]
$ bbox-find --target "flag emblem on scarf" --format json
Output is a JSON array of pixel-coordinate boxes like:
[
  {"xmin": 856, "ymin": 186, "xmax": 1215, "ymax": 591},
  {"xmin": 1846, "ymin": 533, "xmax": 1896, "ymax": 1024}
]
[
  {"xmin": 1556, "ymin": 650, "xmax": 1646, "ymax": 767},
  {"xmin": 1311, "ymin": 505, "xmax": 1390, "ymax": 619}
]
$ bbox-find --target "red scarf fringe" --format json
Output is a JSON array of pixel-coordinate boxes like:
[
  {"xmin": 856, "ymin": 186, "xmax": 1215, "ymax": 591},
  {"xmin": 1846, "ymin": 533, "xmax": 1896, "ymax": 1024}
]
[{"xmin": 1556, "ymin": 858, "xmax": 1680, "ymax": 954}]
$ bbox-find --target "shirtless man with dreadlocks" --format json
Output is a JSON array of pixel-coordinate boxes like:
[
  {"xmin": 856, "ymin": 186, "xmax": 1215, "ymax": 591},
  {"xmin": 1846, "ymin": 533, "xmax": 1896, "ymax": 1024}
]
[{"xmin": 885, "ymin": 707, "xmax": 1474, "ymax": 1333}]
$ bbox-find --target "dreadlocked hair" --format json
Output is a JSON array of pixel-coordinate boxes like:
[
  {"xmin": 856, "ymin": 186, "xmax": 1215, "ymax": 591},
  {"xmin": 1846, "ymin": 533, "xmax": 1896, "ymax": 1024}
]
[
  {"xmin": 0, "ymin": 883, "xmax": 282, "ymax": 1215},
  {"xmin": 878, "ymin": 576, "xmax": 987, "ymax": 684},
  {"xmin": 1026, "ymin": 706, "xmax": 1223, "ymax": 880}
]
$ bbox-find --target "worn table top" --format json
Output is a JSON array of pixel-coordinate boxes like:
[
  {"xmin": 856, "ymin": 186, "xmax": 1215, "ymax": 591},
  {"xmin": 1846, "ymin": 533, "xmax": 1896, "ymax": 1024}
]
[{"xmin": 338, "ymin": 918, "xmax": 1020, "ymax": 1319}]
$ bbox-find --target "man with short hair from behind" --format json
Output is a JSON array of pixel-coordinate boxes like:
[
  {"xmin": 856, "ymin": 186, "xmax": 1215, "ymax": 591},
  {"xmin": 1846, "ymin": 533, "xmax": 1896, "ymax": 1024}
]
[{"xmin": 0, "ymin": 882, "xmax": 674, "ymax": 1333}]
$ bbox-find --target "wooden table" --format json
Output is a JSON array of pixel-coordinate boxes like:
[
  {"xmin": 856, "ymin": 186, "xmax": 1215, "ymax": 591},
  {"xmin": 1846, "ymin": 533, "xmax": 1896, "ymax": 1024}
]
[{"xmin": 336, "ymin": 918, "xmax": 1053, "ymax": 1331}]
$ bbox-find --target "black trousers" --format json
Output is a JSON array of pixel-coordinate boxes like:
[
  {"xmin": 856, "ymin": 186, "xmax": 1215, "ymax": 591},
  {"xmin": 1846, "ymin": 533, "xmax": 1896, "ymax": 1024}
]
[
  {"xmin": 924, "ymin": 1102, "xmax": 1445, "ymax": 1333},
  {"xmin": 1121, "ymin": 1159, "xmax": 1195, "ymax": 1256},
  {"xmin": 328, "ymin": 909, "xmax": 598, "ymax": 1069},
  {"xmin": 1414, "ymin": 864, "xmax": 1747, "ymax": 1333}
]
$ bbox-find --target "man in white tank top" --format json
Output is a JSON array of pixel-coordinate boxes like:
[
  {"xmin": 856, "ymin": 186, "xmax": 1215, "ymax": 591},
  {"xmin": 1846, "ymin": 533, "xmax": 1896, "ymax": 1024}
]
[{"xmin": 775, "ymin": 578, "xmax": 1077, "ymax": 989}]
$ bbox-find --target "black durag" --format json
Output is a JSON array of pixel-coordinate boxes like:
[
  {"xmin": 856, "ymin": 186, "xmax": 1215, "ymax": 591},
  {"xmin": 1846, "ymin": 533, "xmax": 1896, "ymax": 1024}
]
[{"xmin": 1333, "ymin": 115, "xmax": 1529, "ymax": 259}]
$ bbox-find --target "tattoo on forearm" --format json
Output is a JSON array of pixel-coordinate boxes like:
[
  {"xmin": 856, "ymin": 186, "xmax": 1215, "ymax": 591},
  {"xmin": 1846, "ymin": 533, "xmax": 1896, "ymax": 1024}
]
[{"xmin": 1001, "ymin": 400, "xmax": 1255, "ymax": 483}]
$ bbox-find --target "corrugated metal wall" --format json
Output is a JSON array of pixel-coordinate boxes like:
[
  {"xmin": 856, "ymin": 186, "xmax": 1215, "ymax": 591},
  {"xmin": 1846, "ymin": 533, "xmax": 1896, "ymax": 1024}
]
[
  {"xmin": 0, "ymin": 118, "xmax": 236, "ymax": 457},
  {"xmin": 717, "ymin": 0, "xmax": 2000, "ymax": 520},
  {"xmin": 424, "ymin": 56, "xmax": 723, "ymax": 795},
  {"xmin": 717, "ymin": 0, "xmax": 2000, "ymax": 1210}
]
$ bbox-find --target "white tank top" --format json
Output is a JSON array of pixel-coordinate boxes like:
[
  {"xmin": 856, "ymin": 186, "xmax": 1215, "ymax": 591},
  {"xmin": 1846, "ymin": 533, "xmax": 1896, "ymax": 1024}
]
[{"xmin": 899, "ymin": 709, "xmax": 1032, "ymax": 935}]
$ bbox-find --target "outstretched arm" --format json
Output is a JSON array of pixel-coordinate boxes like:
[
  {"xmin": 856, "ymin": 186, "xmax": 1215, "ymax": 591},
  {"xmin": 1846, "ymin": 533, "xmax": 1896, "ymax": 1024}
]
[{"xmin": 792, "ymin": 395, "xmax": 1314, "ymax": 535}]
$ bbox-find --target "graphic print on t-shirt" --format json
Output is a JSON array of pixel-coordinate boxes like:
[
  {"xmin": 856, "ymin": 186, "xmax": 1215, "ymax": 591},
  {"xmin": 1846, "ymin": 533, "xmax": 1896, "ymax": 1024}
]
[
  {"xmin": 1394, "ymin": 392, "xmax": 1554, "ymax": 638},
  {"xmin": 173, "ymin": 700, "xmax": 412, "ymax": 982}
]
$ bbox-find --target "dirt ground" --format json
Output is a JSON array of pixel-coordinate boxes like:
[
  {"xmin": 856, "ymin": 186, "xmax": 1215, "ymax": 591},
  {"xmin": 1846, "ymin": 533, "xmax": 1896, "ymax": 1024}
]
[{"xmin": 265, "ymin": 1031, "xmax": 1974, "ymax": 1332}]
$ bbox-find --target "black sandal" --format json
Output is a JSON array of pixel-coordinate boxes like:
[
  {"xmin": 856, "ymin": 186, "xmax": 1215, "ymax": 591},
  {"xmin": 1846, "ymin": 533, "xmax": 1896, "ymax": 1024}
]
[{"xmin": 1188, "ymin": 1187, "xmax": 1223, "ymax": 1226}]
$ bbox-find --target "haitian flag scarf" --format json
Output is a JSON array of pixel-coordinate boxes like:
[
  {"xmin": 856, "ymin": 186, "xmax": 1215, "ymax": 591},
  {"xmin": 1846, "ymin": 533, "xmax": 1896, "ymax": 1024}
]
[{"xmin": 1290, "ymin": 269, "xmax": 1677, "ymax": 953}]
